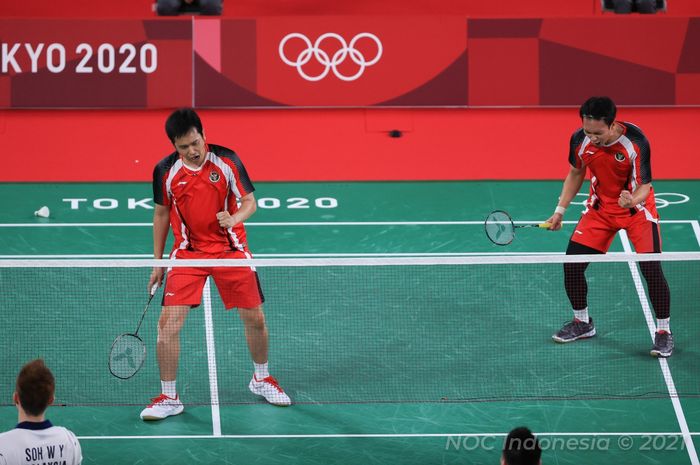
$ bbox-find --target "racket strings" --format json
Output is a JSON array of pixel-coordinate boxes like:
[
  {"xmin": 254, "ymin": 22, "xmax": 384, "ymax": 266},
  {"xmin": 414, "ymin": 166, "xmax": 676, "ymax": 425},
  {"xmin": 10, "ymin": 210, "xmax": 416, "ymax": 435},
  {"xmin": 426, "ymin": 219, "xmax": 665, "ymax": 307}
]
[
  {"xmin": 485, "ymin": 211, "xmax": 515, "ymax": 245},
  {"xmin": 109, "ymin": 334, "xmax": 146, "ymax": 379},
  {"xmin": 109, "ymin": 284, "xmax": 159, "ymax": 379}
]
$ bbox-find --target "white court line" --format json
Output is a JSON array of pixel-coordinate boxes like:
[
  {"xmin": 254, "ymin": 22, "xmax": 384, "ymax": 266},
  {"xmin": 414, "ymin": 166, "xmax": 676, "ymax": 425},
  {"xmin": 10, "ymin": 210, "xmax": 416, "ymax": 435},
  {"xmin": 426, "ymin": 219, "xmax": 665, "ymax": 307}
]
[
  {"xmin": 0, "ymin": 252, "xmax": 566, "ymax": 259},
  {"xmin": 76, "ymin": 431, "xmax": 699, "ymax": 440},
  {"xmin": 8, "ymin": 251, "xmax": 700, "ymax": 260},
  {"xmin": 0, "ymin": 220, "xmax": 584, "ymax": 227},
  {"xmin": 0, "ymin": 223, "xmax": 153, "ymax": 227},
  {"xmin": 202, "ymin": 278, "xmax": 222, "ymax": 437},
  {"xmin": 0, "ymin": 254, "xmax": 155, "ymax": 258},
  {"xmin": 0, "ymin": 220, "xmax": 694, "ymax": 228},
  {"xmin": 692, "ymin": 220, "xmax": 700, "ymax": 247},
  {"xmin": 618, "ymin": 230, "xmax": 699, "ymax": 465}
]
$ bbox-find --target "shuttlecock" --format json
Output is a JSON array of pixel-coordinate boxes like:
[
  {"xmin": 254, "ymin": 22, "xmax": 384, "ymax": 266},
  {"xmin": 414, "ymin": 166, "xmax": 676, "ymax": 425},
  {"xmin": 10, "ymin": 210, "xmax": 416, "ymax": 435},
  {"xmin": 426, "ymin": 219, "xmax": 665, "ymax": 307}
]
[{"xmin": 34, "ymin": 206, "xmax": 50, "ymax": 218}]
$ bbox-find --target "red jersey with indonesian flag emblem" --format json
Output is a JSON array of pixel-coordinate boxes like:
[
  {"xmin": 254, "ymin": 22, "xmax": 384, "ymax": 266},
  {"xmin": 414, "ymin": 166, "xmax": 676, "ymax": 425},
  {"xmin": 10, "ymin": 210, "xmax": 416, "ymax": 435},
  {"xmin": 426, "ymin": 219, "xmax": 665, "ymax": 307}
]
[
  {"xmin": 568, "ymin": 122, "xmax": 658, "ymax": 220},
  {"xmin": 153, "ymin": 144, "xmax": 255, "ymax": 255}
]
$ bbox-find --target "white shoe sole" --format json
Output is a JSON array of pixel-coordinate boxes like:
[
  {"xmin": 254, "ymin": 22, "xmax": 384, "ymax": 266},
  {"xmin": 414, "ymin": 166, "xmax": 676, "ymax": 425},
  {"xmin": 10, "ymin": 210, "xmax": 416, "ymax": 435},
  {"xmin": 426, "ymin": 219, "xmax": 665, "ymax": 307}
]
[{"xmin": 140, "ymin": 405, "xmax": 184, "ymax": 421}]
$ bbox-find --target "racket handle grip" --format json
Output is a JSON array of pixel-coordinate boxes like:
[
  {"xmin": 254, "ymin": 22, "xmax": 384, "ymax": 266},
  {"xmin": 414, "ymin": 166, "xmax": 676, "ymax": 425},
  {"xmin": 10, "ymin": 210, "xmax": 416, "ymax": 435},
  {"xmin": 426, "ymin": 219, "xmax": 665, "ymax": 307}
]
[
  {"xmin": 150, "ymin": 283, "xmax": 159, "ymax": 296},
  {"xmin": 539, "ymin": 222, "xmax": 552, "ymax": 229}
]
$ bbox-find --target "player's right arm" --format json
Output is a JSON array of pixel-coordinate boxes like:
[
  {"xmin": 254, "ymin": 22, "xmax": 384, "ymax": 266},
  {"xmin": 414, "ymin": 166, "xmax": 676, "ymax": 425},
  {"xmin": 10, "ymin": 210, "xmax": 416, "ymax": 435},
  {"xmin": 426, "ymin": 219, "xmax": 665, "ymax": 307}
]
[
  {"xmin": 149, "ymin": 204, "xmax": 170, "ymax": 289},
  {"xmin": 547, "ymin": 164, "xmax": 586, "ymax": 230},
  {"xmin": 547, "ymin": 130, "xmax": 587, "ymax": 231},
  {"xmin": 149, "ymin": 157, "xmax": 173, "ymax": 291}
]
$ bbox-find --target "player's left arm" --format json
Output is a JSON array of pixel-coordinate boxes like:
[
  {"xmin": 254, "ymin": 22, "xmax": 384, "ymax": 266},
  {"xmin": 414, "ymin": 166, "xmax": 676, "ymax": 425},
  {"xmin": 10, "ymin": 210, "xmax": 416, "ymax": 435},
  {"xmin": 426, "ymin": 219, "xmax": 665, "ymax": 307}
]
[
  {"xmin": 217, "ymin": 192, "xmax": 257, "ymax": 228},
  {"xmin": 215, "ymin": 148, "xmax": 257, "ymax": 229},
  {"xmin": 619, "ymin": 129, "xmax": 652, "ymax": 209},
  {"xmin": 619, "ymin": 183, "xmax": 651, "ymax": 208}
]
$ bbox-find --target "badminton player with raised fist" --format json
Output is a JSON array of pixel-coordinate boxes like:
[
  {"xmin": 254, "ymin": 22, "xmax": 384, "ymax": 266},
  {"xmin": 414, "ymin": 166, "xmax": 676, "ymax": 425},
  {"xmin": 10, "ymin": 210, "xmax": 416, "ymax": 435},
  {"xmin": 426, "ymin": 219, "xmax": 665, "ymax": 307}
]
[
  {"xmin": 141, "ymin": 108, "xmax": 291, "ymax": 421},
  {"xmin": 547, "ymin": 97, "xmax": 673, "ymax": 358}
]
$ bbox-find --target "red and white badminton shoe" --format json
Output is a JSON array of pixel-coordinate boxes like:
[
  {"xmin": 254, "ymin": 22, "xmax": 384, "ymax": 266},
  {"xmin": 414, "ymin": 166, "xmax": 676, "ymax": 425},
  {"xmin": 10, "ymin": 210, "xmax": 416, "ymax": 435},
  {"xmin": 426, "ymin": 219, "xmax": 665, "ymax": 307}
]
[
  {"xmin": 140, "ymin": 394, "xmax": 184, "ymax": 420},
  {"xmin": 248, "ymin": 375, "xmax": 291, "ymax": 406}
]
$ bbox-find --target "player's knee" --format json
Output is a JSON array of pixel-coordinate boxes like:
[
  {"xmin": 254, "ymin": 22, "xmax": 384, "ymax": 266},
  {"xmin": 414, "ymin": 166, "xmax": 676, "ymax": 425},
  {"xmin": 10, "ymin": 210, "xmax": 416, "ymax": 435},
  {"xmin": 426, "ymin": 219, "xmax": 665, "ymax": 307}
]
[
  {"xmin": 564, "ymin": 262, "xmax": 586, "ymax": 278},
  {"xmin": 639, "ymin": 260, "xmax": 663, "ymax": 279},
  {"xmin": 157, "ymin": 310, "xmax": 187, "ymax": 339},
  {"xmin": 157, "ymin": 323, "xmax": 175, "ymax": 344},
  {"xmin": 240, "ymin": 307, "xmax": 266, "ymax": 329}
]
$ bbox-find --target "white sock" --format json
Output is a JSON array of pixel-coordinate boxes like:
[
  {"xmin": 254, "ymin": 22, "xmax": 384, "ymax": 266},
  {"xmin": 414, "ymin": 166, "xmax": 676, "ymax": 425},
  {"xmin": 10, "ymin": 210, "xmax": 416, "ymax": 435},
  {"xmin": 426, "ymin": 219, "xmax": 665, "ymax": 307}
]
[
  {"xmin": 254, "ymin": 362, "xmax": 269, "ymax": 380},
  {"xmin": 162, "ymin": 380, "xmax": 177, "ymax": 398},
  {"xmin": 657, "ymin": 318, "xmax": 670, "ymax": 333},
  {"xmin": 574, "ymin": 308, "xmax": 590, "ymax": 323}
]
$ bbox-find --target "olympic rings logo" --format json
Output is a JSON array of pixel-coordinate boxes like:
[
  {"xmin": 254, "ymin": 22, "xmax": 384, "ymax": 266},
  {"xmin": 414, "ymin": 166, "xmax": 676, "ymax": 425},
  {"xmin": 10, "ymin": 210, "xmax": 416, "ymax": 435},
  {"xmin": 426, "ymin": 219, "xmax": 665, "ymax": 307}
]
[
  {"xmin": 278, "ymin": 32, "xmax": 383, "ymax": 82},
  {"xmin": 571, "ymin": 192, "xmax": 690, "ymax": 209}
]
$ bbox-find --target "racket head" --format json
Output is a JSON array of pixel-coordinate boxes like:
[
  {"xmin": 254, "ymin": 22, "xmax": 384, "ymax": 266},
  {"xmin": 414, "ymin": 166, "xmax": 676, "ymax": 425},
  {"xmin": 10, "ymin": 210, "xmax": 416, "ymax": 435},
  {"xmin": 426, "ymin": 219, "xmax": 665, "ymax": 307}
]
[
  {"xmin": 484, "ymin": 210, "xmax": 515, "ymax": 246},
  {"xmin": 109, "ymin": 333, "xmax": 146, "ymax": 380}
]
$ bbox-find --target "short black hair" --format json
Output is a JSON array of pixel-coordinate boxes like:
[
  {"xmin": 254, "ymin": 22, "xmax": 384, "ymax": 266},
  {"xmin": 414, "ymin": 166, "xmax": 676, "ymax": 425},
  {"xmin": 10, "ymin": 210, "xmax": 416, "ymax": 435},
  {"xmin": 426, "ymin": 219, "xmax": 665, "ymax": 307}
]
[
  {"xmin": 16, "ymin": 359, "xmax": 55, "ymax": 417},
  {"xmin": 165, "ymin": 108, "xmax": 204, "ymax": 143},
  {"xmin": 503, "ymin": 427, "xmax": 541, "ymax": 465},
  {"xmin": 579, "ymin": 96, "xmax": 616, "ymax": 126}
]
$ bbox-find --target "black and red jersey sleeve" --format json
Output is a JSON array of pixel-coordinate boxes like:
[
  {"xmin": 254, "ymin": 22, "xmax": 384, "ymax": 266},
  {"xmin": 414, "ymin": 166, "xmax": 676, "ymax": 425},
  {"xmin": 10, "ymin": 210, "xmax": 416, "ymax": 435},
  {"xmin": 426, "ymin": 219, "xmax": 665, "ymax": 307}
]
[
  {"xmin": 209, "ymin": 144, "xmax": 255, "ymax": 196},
  {"xmin": 568, "ymin": 129, "xmax": 586, "ymax": 168},
  {"xmin": 152, "ymin": 152, "xmax": 179, "ymax": 206},
  {"xmin": 623, "ymin": 122, "xmax": 652, "ymax": 184}
]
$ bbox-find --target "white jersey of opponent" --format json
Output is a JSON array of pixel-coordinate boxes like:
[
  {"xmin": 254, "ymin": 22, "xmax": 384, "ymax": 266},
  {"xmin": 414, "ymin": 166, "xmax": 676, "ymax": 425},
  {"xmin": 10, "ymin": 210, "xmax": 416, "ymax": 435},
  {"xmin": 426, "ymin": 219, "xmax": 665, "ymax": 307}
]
[{"xmin": 0, "ymin": 421, "xmax": 82, "ymax": 465}]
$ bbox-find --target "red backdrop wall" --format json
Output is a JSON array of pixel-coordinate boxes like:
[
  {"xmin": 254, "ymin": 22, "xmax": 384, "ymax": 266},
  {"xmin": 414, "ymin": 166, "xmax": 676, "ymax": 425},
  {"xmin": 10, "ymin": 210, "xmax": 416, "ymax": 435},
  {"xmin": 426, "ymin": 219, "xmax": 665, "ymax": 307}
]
[
  {"xmin": 3, "ymin": 16, "xmax": 700, "ymax": 108},
  {"xmin": 2, "ymin": 107, "xmax": 697, "ymax": 182},
  {"xmin": 4, "ymin": 0, "xmax": 700, "ymax": 18}
]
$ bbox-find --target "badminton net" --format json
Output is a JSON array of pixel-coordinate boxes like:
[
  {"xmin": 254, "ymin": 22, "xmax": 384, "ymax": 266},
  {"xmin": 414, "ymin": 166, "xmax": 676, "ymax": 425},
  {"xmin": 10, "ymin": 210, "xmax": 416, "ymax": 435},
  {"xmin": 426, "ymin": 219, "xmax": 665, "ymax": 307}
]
[{"xmin": 0, "ymin": 253, "xmax": 697, "ymax": 406}]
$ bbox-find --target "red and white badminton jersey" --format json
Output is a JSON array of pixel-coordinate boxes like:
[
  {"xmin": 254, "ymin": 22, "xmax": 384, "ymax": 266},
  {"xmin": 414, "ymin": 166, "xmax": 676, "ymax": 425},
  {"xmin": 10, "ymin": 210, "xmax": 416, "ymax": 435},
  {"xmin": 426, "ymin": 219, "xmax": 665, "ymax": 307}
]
[
  {"xmin": 153, "ymin": 144, "xmax": 255, "ymax": 255},
  {"xmin": 569, "ymin": 122, "xmax": 658, "ymax": 220}
]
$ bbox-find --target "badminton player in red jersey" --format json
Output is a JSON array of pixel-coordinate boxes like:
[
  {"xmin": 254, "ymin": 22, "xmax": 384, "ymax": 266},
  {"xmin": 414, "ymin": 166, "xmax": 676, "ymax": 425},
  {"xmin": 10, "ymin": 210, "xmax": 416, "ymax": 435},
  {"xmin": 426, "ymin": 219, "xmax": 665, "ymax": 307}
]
[
  {"xmin": 140, "ymin": 108, "xmax": 290, "ymax": 421},
  {"xmin": 545, "ymin": 97, "xmax": 673, "ymax": 357}
]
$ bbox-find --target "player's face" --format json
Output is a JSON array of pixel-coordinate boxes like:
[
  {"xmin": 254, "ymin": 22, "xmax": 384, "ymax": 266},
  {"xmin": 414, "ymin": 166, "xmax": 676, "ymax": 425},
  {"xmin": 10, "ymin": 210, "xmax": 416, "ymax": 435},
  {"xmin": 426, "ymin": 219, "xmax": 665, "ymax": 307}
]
[
  {"xmin": 582, "ymin": 118, "xmax": 614, "ymax": 146},
  {"xmin": 174, "ymin": 128, "xmax": 207, "ymax": 167}
]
